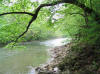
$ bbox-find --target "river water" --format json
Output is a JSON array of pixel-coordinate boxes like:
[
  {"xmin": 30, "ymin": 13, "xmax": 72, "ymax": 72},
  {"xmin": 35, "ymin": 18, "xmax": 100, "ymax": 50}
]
[{"xmin": 0, "ymin": 38, "xmax": 68, "ymax": 74}]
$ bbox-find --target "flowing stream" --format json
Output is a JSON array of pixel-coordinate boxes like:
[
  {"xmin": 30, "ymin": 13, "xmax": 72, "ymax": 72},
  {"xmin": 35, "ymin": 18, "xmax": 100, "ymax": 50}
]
[{"xmin": 0, "ymin": 38, "xmax": 68, "ymax": 74}]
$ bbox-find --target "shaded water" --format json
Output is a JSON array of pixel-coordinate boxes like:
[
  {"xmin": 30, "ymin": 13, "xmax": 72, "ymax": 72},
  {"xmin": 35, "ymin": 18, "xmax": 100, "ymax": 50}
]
[{"xmin": 0, "ymin": 38, "xmax": 67, "ymax": 74}]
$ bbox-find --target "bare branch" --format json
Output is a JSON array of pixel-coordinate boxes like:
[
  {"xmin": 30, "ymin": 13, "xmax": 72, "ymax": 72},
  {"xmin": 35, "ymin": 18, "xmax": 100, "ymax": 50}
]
[
  {"xmin": 0, "ymin": 12, "xmax": 34, "ymax": 16},
  {"xmin": 14, "ymin": 16, "xmax": 37, "ymax": 42}
]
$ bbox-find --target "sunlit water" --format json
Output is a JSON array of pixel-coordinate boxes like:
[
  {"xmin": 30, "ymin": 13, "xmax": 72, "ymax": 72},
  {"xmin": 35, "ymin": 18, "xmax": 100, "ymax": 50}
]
[
  {"xmin": 0, "ymin": 38, "xmax": 68, "ymax": 74},
  {"xmin": 40, "ymin": 38, "xmax": 70, "ymax": 47}
]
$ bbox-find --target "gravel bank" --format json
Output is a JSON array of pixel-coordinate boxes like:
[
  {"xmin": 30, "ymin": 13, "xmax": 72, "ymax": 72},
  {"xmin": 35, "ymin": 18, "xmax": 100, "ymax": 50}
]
[{"xmin": 35, "ymin": 43, "xmax": 71, "ymax": 74}]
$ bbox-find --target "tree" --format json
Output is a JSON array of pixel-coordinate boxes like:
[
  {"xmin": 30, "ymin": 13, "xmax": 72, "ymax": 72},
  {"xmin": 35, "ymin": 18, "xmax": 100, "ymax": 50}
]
[
  {"xmin": 0, "ymin": 0, "xmax": 100, "ymax": 73},
  {"xmin": 0, "ymin": 0, "xmax": 99, "ymax": 43}
]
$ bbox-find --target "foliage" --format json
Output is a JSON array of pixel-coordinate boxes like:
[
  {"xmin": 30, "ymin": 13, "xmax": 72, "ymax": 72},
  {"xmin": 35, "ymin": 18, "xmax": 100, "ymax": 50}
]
[
  {"xmin": 0, "ymin": 0, "xmax": 100, "ymax": 73},
  {"xmin": 0, "ymin": 0, "xmax": 57, "ymax": 44},
  {"xmin": 57, "ymin": 0, "xmax": 100, "ymax": 73}
]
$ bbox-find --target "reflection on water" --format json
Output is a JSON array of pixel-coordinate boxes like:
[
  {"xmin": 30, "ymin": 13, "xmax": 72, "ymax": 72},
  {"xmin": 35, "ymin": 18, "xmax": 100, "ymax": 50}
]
[{"xmin": 0, "ymin": 38, "xmax": 68, "ymax": 74}]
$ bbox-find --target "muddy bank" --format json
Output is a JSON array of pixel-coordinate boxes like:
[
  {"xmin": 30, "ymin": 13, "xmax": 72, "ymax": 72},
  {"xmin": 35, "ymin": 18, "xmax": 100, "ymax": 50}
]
[{"xmin": 35, "ymin": 43, "xmax": 71, "ymax": 74}]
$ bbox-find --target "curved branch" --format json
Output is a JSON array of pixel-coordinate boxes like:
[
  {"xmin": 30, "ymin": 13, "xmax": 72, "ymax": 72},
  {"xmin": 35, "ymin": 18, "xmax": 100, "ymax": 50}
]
[
  {"xmin": 14, "ymin": 1, "xmax": 65, "ymax": 42},
  {"xmin": 0, "ymin": 12, "xmax": 34, "ymax": 16},
  {"xmin": 35, "ymin": 1, "xmax": 65, "ymax": 15},
  {"xmin": 68, "ymin": 12, "xmax": 90, "ymax": 27},
  {"xmin": 12, "ymin": 0, "xmax": 100, "ymax": 43},
  {"xmin": 14, "ymin": 16, "xmax": 37, "ymax": 42},
  {"xmin": 0, "ymin": 0, "xmax": 99, "ymax": 43},
  {"xmin": 68, "ymin": 13, "xmax": 84, "ymax": 16}
]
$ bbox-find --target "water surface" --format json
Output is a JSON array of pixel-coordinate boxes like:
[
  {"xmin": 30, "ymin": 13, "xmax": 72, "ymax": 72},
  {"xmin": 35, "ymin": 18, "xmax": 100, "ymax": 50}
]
[{"xmin": 0, "ymin": 38, "xmax": 67, "ymax": 74}]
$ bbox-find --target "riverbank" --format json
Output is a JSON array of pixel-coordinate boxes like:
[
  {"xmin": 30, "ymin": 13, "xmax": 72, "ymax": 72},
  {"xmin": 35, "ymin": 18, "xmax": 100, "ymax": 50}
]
[
  {"xmin": 35, "ymin": 41, "xmax": 100, "ymax": 74},
  {"xmin": 35, "ymin": 43, "xmax": 71, "ymax": 74},
  {"xmin": 0, "ymin": 38, "xmax": 69, "ymax": 74}
]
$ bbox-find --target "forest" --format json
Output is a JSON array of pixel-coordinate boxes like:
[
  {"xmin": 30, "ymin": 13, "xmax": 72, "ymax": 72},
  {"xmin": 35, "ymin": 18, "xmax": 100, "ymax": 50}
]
[{"xmin": 0, "ymin": 0, "xmax": 100, "ymax": 74}]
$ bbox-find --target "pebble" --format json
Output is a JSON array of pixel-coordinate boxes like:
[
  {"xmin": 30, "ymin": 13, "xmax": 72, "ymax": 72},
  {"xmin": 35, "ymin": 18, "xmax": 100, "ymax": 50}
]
[{"xmin": 35, "ymin": 43, "xmax": 71, "ymax": 74}]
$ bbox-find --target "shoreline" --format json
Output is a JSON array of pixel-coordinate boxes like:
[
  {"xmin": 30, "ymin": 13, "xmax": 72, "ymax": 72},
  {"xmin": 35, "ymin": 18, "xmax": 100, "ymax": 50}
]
[{"xmin": 35, "ymin": 43, "xmax": 71, "ymax": 74}]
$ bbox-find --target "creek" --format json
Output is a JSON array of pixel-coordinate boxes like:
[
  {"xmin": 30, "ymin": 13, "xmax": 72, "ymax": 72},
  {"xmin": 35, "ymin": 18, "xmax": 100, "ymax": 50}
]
[{"xmin": 0, "ymin": 38, "xmax": 68, "ymax": 74}]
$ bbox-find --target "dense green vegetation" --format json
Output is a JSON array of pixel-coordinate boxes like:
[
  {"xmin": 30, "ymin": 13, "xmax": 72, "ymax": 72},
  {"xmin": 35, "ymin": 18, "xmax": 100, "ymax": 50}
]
[
  {"xmin": 0, "ymin": 0, "xmax": 100, "ymax": 73},
  {"xmin": 0, "ymin": 0, "xmax": 58, "ymax": 44}
]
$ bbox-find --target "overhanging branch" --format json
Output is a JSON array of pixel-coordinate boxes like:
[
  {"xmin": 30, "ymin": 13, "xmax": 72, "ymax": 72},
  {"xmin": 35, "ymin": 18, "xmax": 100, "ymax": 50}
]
[
  {"xmin": 35, "ymin": 1, "xmax": 65, "ymax": 15},
  {"xmin": 0, "ymin": 0, "xmax": 98, "ymax": 43},
  {"xmin": 14, "ymin": 16, "xmax": 35, "ymax": 42},
  {"xmin": 13, "ymin": 1, "xmax": 66, "ymax": 43},
  {"xmin": 0, "ymin": 12, "xmax": 34, "ymax": 16}
]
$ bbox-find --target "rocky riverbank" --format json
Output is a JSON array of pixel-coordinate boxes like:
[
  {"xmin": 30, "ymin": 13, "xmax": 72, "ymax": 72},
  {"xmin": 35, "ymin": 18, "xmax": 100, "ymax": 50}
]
[{"xmin": 35, "ymin": 43, "xmax": 71, "ymax": 74}]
